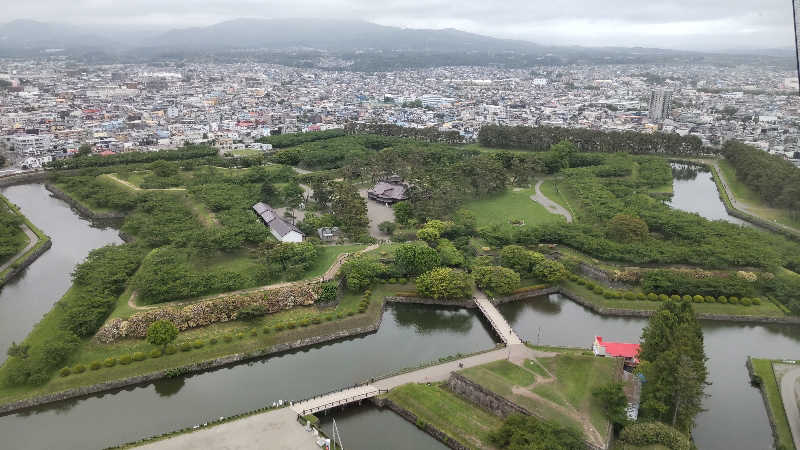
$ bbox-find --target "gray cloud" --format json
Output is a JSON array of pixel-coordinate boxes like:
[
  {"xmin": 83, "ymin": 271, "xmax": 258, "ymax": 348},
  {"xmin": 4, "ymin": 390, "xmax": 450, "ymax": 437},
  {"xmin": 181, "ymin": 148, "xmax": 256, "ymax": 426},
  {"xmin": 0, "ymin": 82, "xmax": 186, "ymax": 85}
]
[{"xmin": 3, "ymin": 0, "xmax": 795, "ymax": 50}]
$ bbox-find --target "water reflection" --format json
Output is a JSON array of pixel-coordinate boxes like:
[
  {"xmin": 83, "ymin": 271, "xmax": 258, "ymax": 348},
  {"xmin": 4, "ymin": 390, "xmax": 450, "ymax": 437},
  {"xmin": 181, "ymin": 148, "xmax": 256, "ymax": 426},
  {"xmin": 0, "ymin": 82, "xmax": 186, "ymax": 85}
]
[
  {"xmin": 392, "ymin": 304, "xmax": 476, "ymax": 334},
  {"xmin": 318, "ymin": 406, "xmax": 447, "ymax": 450},
  {"xmin": 154, "ymin": 377, "xmax": 186, "ymax": 398},
  {"xmin": 666, "ymin": 163, "xmax": 749, "ymax": 226},
  {"xmin": 671, "ymin": 162, "xmax": 705, "ymax": 180}
]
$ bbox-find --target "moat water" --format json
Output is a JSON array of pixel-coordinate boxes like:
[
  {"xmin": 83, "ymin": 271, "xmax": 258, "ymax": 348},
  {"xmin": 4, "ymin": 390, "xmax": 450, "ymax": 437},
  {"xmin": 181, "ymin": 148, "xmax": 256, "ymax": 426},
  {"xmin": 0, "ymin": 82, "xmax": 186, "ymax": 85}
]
[{"xmin": 0, "ymin": 183, "xmax": 796, "ymax": 450}]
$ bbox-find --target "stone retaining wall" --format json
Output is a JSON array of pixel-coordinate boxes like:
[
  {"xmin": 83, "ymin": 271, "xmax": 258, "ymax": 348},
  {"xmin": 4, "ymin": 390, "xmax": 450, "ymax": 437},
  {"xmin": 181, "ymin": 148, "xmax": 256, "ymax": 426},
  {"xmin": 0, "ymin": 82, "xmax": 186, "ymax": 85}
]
[
  {"xmin": 0, "ymin": 170, "xmax": 49, "ymax": 187},
  {"xmin": 384, "ymin": 296, "xmax": 475, "ymax": 308},
  {"xmin": 372, "ymin": 397, "xmax": 470, "ymax": 450},
  {"xmin": 0, "ymin": 238, "xmax": 52, "ymax": 285},
  {"xmin": 746, "ymin": 357, "xmax": 781, "ymax": 448},
  {"xmin": 0, "ymin": 312, "xmax": 383, "ymax": 416},
  {"xmin": 491, "ymin": 286, "xmax": 560, "ymax": 305},
  {"xmin": 44, "ymin": 183, "xmax": 126, "ymax": 220}
]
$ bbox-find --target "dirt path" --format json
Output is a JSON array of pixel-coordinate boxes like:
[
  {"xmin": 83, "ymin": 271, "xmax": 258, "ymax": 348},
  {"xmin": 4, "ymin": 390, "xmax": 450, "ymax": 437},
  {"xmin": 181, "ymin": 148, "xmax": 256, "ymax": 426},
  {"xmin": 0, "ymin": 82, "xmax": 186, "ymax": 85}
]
[
  {"xmin": 126, "ymin": 244, "xmax": 379, "ymax": 311},
  {"xmin": 511, "ymin": 386, "xmax": 604, "ymax": 446},
  {"xmin": 532, "ymin": 180, "xmax": 573, "ymax": 223},
  {"xmin": 0, "ymin": 223, "xmax": 38, "ymax": 274},
  {"xmin": 104, "ymin": 173, "xmax": 187, "ymax": 191}
]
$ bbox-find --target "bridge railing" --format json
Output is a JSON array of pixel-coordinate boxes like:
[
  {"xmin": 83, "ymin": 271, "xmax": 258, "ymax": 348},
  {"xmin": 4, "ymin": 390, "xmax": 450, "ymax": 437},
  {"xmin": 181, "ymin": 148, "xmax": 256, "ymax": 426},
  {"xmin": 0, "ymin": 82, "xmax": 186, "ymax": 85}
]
[
  {"xmin": 300, "ymin": 389, "xmax": 388, "ymax": 416},
  {"xmin": 474, "ymin": 296, "xmax": 511, "ymax": 343}
]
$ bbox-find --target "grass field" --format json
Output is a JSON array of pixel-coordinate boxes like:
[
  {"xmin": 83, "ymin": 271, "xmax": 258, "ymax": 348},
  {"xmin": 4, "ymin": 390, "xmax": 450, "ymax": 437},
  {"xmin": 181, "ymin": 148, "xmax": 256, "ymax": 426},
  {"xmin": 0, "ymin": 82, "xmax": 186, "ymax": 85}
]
[
  {"xmin": 382, "ymin": 382, "xmax": 502, "ymax": 449},
  {"xmin": 750, "ymin": 358, "xmax": 797, "ymax": 450},
  {"xmin": 717, "ymin": 160, "xmax": 800, "ymax": 230},
  {"xmin": 462, "ymin": 187, "xmax": 564, "ymax": 228},
  {"xmin": 0, "ymin": 198, "xmax": 30, "ymax": 266},
  {"xmin": 230, "ymin": 149, "xmax": 264, "ymax": 157},
  {"xmin": 560, "ymin": 279, "xmax": 786, "ymax": 317},
  {"xmin": 0, "ymin": 280, "xmax": 396, "ymax": 406}
]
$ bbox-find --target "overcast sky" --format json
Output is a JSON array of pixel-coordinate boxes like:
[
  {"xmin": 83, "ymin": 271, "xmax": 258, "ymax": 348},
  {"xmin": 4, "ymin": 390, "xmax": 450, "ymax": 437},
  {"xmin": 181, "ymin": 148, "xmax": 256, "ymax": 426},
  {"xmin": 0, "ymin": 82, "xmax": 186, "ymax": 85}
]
[{"xmin": 4, "ymin": 0, "xmax": 796, "ymax": 51}]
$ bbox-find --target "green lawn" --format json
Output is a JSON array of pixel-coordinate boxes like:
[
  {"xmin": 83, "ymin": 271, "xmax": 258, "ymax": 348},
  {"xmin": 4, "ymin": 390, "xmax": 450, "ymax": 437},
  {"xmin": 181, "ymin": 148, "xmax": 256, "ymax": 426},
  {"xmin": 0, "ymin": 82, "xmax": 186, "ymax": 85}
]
[
  {"xmin": 0, "ymin": 200, "xmax": 29, "ymax": 266},
  {"xmin": 383, "ymin": 382, "xmax": 503, "ymax": 449},
  {"xmin": 0, "ymin": 194, "xmax": 49, "ymax": 282},
  {"xmin": 717, "ymin": 160, "xmax": 800, "ymax": 230},
  {"xmin": 524, "ymin": 359, "xmax": 549, "ymax": 378},
  {"xmin": 462, "ymin": 187, "xmax": 564, "ymax": 228},
  {"xmin": 535, "ymin": 353, "xmax": 618, "ymax": 432},
  {"xmin": 305, "ymin": 244, "xmax": 367, "ymax": 278},
  {"xmin": 750, "ymin": 358, "xmax": 797, "ymax": 450},
  {"xmin": 0, "ymin": 281, "xmax": 396, "ymax": 406},
  {"xmin": 560, "ymin": 279, "xmax": 786, "ymax": 318},
  {"xmin": 230, "ymin": 149, "xmax": 264, "ymax": 157},
  {"xmin": 538, "ymin": 179, "xmax": 577, "ymax": 220}
]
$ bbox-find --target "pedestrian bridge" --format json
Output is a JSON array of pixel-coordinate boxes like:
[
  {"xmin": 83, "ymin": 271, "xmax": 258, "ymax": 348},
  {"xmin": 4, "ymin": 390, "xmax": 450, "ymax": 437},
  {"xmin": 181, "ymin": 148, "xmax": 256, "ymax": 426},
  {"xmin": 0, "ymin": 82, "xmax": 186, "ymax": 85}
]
[{"xmin": 473, "ymin": 291, "xmax": 522, "ymax": 345}]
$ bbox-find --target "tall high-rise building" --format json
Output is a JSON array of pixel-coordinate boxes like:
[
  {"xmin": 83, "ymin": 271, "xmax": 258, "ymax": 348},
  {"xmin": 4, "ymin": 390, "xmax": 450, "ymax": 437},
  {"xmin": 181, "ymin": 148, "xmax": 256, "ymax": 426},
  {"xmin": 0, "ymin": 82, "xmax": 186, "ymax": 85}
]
[{"xmin": 648, "ymin": 89, "xmax": 673, "ymax": 122}]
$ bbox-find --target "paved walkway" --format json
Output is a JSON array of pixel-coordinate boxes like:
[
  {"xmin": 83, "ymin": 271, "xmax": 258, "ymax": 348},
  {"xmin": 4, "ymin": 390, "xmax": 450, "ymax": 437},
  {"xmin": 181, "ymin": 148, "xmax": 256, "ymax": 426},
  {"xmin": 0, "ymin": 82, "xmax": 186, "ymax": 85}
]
[
  {"xmin": 780, "ymin": 367, "xmax": 800, "ymax": 450},
  {"xmin": 0, "ymin": 222, "xmax": 38, "ymax": 274},
  {"xmin": 474, "ymin": 291, "xmax": 522, "ymax": 345},
  {"xmin": 532, "ymin": 180, "xmax": 572, "ymax": 223},
  {"xmin": 137, "ymin": 407, "xmax": 320, "ymax": 450},
  {"xmin": 292, "ymin": 345, "xmax": 540, "ymax": 415}
]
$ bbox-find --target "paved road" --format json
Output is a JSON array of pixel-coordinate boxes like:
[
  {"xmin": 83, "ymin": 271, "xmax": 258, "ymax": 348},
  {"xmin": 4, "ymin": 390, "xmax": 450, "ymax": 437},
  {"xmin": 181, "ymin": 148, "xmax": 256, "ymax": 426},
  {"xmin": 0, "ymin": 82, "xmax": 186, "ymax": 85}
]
[
  {"xmin": 532, "ymin": 180, "xmax": 573, "ymax": 223},
  {"xmin": 780, "ymin": 367, "xmax": 800, "ymax": 450},
  {"xmin": 0, "ymin": 222, "xmax": 38, "ymax": 274},
  {"xmin": 138, "ymin": 407, "xmax": 320, "ymax": 450},
  {"xmin": 474, "ymin": 291, "xmax": 522, "ymax": 345}
]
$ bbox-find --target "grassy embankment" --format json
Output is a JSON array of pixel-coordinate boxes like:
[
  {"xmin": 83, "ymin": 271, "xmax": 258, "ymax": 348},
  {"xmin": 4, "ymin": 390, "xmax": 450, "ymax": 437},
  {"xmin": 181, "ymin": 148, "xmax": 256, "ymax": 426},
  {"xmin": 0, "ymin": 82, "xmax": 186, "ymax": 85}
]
[
  {"xmin": 382, "ymin": 382, "xmax": 503, "ymax": 449},
  {"xmin": 716, "ymin": 160, "xmax": 800, "ymax": 231},
  {"xmin": 750, "ymin": 358, "xmax": 797, "ymax": 450},
  {"xmin": 459, "ymin": 354, "xmax": 617, "ymax": 442},
  {"xmin": 0, "ymin": 195, "xmax": 31, "ymax": 265},
  {"xmin": 462, "ymin": 186, "xmax": 564, "ymax": 228},
  {"xmin": 0, "ymin": 278, "xmax": 406, "ymax": 407},
  {"xmin": 0, "ymin": 193, "xmax": 50, "ymax": 282}
]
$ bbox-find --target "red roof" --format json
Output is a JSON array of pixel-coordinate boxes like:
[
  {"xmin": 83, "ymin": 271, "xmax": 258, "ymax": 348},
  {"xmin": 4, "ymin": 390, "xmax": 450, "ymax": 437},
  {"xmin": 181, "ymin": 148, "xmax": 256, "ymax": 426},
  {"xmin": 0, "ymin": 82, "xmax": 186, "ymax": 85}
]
[
  {"xmin": 595, "ymin": 336, "xmax": 640, "ymax": 359},
  {"xmin": 99, "ymin": 150, "xmax": 115, "ymax": 156}
]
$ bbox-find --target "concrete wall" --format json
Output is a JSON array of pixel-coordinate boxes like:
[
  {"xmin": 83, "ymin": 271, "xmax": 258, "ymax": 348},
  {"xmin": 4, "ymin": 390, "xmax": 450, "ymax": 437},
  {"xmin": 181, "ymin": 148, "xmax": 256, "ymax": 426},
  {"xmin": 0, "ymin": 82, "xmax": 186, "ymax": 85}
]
[
  {"xmin": 0, "ymin": 238, "xmax": 51, "ymax": 285},
  {"xmin": 372, "ymin": 397, "xmax": 470, "ymax": 450}
]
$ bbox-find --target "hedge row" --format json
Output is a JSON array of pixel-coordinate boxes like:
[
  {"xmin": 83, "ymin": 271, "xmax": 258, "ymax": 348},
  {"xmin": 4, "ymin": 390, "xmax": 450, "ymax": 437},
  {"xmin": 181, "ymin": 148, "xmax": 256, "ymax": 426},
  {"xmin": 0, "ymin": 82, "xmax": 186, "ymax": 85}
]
[{"xmin": 569, "ymin": 274, "xmax": 762, "ymax": 306}]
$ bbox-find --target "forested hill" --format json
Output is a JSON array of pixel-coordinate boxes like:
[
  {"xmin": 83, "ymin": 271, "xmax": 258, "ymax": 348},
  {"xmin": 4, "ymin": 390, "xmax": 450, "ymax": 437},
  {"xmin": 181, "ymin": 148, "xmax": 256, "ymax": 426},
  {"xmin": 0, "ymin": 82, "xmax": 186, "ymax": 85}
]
[{"xmin": 721, "ymin": 141, "xmax": 800, "ymax": 212}]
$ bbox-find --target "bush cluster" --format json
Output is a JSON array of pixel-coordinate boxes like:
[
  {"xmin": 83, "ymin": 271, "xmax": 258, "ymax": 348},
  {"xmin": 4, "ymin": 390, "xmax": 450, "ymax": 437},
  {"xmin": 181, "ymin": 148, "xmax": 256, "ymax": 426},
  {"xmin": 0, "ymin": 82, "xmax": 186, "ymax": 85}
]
[
  {"xmin": 618, "ymin": 422, "xmax": 692, "ymax": 450},
  {"xmin": 577, "ymin": 276, "xmax": 760, "ymax": 307}
]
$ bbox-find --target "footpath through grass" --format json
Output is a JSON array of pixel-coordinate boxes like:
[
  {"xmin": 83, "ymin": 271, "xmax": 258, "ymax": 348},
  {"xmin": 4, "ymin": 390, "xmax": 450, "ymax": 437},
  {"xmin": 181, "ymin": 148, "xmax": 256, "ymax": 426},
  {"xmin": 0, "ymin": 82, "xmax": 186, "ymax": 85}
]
[
  {"xmin": 383, "ymin": 382, "xmax": 502, "ymax": 449},
  {"xmin": 462, "ymin": 187, "xmax": 564, "ymax": 228},
  {"xmin": 750, "ymin": 358, "xmax": 797, "ymax": 450},
  {"xmin": 0, "ymin": 283, "xmax": 393, "ymax": 406}
]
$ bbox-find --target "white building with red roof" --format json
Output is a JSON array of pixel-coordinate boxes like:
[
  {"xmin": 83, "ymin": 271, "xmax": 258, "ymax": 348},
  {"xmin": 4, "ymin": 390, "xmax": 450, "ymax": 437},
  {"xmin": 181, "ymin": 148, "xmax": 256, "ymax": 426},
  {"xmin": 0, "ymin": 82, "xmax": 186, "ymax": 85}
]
[{"xmin": 593, "ymin": 336, "xmax": 640, "ymax": 368}]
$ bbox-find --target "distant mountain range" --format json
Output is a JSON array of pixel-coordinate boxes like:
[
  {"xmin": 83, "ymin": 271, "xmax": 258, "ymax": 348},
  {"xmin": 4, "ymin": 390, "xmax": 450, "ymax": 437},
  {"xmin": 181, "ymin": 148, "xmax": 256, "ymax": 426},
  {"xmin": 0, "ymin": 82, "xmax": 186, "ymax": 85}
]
[{"xmin": 0, "ymin": 18, "xmax": 793, "ymax": 67}]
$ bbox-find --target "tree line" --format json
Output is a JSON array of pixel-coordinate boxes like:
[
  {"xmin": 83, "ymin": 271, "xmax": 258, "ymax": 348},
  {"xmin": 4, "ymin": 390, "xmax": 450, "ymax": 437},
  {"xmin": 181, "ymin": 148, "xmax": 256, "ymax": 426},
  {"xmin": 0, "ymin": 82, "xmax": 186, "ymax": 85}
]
[
  {"xmin": 256, "ymin": 129, "xmax": 345, "ymax": 148},
  {"xmin": 721, "ymin": 140, "xmax": 800, "ymax": 213},
  {"xmin": 478, "ymin": 125, "xmax": 706, "ymax": 156},
  {"xmin": 46, "ymin": 145, "xmax": 219, "ymax": 170},
  {"xmin": 345, "ymin": 123, "xmax": 467, "ymax": 144}
]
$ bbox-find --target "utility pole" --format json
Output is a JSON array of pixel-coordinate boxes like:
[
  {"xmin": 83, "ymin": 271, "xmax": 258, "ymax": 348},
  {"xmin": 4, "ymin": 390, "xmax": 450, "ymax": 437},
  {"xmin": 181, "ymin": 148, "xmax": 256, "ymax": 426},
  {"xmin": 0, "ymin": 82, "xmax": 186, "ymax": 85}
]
[{"xmin": 794, "ymin": 0, "xmax": 800, "ymax": 94}]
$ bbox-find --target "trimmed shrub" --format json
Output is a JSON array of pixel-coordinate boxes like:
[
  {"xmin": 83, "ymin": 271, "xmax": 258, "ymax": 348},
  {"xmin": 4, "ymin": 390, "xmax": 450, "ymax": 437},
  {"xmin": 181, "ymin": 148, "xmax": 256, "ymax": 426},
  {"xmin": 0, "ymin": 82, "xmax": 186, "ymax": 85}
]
[
  {"xmin": 718, "ymin": 296, "xmax": 728, "ymax": 304},
  {"xmin": 612, "ymin": 291, "xmax": 623, "ymax": 299},
  {"xmin": 236, "ymin": 332, "xmax": 245, "ymax": 339},
  {"xmin": 180, "ymin": 342, "xmax": 192, "ymax": 352},
  {"xmin": 132, "ymin": 351, "xmax": 146, "ymax": 361},
  {"xmin": 274, "ymin": 324, "xmax": 285, "ymax": 331},
  {"xmin": 671, "ymin": 295, "xmax": 681, "ymax": 302},
  {"xmin": 286, "ymin": 322, "xmax": 297, "ymax": 329},
  {"xmin": 741, "ymin": 298, "xmax": 752, "ymax": 306},
  {"xmin": 150, "ymin": 349, "xmax": 162, "ymax": 358},
  {"xmin": 636, "ymin": 293, "xmax": 647, "ymax": 301},
  {"xmin": 602, "ymin": 290, "xmax": 615, "ymax": 299},
  {"xmin": 752, "ymin": 297, "xmax": 762, "ymax": 305},
  {"xmin": 165, "ymin": 344, "xmax": 178, "ymax": 354},
  {"xmin": 647, "ymin": 293, "xmax": 658, "ymax": 301},
  {"xmin": 682, "ymin": 295, "xmax": 692, "ymax": 302},
  {"xmin": 104, "ymin": 357, "xmax": 117, "ymax": 367},
  {"xmin": 73, "ymin": 364, "xmax": 86, "ymax": 374},
  {"xmin": 618, "ymin": 422, "xmax": 691, "ymax": 450},
  {"xmin": 210, "ymin": 337, "xmax": 218, "ymax": 344},
  {"xmin": 693, "ymin": 295, "xmax": 704, "ymax": 303},
  {"xmin": 704, "ymin": 296, "xmax": 715, "ymax": 303},
  {"xmin": 59, "ymin": 367, "xmax": 71, "ymax": 377},
  {"xmin": 223, "ymin": 334, "xmax": 233, "ymax": 342},
  {"xmin": 300, "ymin": 319, "xmax": 311, "ymax": 327},
  {"xmin": 659, "ymin": 294, "xmax": 669, "ymax": 302},
  {"xmin": 324, "ymin": 315, "xmax": 334, "ymax": 321},
  {"xmin": 119, "ymin": 354, "xmax": 132, "ymax": 365},
  {"xmin": 90, "ymin": 360, "xmax": 102, "ymax": 370},
  {"xmin": 250, "ymin": 330, "xmax": 258, "ymax": 337},
  {"xmin": 312, "ymin": 317, "xmax": 322, "ymax": 324},
  {"xmin": 729, "ymin": 296, "xmax": 740, "ymax": 305},
  {"xmin": 624, "ymin": 291, "xmax": 636, "ymax": 300},
  {"xmin": 336, "ymin": 312, "xmax": 344, "ymax": 319}
]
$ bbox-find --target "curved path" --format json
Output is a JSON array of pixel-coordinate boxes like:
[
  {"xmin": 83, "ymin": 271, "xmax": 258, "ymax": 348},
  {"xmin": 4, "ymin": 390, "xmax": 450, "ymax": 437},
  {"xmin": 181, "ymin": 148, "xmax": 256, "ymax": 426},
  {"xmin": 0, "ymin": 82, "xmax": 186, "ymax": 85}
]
[
  {"xmin": 126, "ymin": 244, "xmax": 379, "ymax": 311},
  {"xmin": 780, "ymin": 366, "xmax": 800, "ymax": 450},
  {"xmin": 0, "ymin": 223, "xmax": 38, "ymax": 274},
  {"xmin": 532, "ymin": 180, "xmax": 573, "ymax": 223},
  {"xmin": 104, "ymin": 173, "xmax": 187, "ymax": 191}
]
